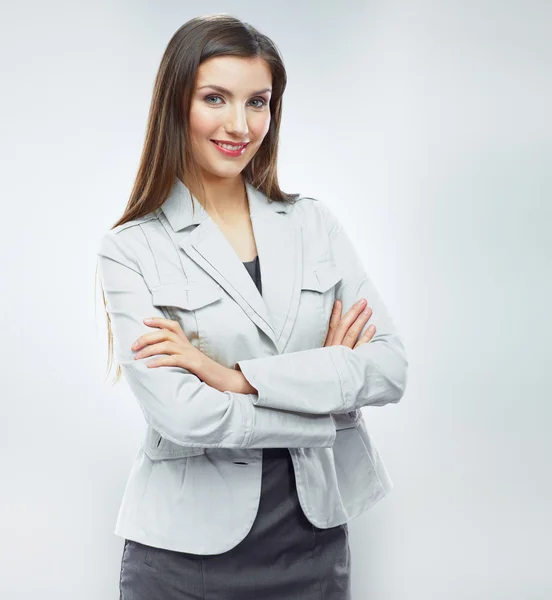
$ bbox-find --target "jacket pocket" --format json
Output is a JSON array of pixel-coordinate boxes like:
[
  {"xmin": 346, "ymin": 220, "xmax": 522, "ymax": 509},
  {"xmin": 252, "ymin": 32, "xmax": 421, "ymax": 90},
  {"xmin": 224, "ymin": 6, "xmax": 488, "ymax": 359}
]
[
  {"xmin": 142, "ymin": 425, "xmax": 205, "ymax": 460},
  {"xmin": 298, "ymin": 261, "xmax": 343, "ymax": 345},
  {"xmin": 151, "ymin": 280, "xmax": 224, "ymax": 345},
  {"xmin": 301, "ymin": 261, "xmax": 343, "ymax": 293},
  {"xmin": 151, "ymin": 280, "xmax": 223, "ymax": 312}
]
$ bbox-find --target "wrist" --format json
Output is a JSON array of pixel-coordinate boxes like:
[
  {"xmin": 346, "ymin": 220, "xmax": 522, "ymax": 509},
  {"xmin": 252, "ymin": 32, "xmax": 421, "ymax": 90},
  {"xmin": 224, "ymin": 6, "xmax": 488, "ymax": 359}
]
[
  {"xmin": 193, "ymin": 351, "xmax": 241, "ymax": 393},
  {"xmin": 234, "ymin": 366, "xmax": 257, "ymax": 395}
]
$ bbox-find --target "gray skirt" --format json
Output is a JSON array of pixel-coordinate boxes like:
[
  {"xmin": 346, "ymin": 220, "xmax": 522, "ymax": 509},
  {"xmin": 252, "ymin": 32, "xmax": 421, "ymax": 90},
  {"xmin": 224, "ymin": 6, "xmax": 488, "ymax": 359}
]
[{"xmin": 119, "ymin": 448, "xmax": 351, "ymax": 599}]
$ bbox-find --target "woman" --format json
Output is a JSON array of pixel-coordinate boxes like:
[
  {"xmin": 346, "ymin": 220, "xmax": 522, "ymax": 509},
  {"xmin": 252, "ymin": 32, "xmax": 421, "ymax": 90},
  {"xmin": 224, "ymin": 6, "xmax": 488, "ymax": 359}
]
[{"xmin": 97, "ymin": 13, "xmax": 408, "ymax": 600}]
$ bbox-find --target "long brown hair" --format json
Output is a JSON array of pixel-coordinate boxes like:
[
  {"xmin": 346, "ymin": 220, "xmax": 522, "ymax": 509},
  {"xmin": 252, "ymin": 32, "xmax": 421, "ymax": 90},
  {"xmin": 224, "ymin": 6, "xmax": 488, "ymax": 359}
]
[{"xmin": 97, "ymin": 13, "xmax": 298, "ymax": 384}]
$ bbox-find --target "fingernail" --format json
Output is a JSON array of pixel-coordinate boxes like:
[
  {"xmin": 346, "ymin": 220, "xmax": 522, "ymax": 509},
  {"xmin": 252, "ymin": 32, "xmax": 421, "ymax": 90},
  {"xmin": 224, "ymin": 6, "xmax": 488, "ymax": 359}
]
[{"xmin": 356, "ymin": 298, "xmax": 366, "ymax": 307}]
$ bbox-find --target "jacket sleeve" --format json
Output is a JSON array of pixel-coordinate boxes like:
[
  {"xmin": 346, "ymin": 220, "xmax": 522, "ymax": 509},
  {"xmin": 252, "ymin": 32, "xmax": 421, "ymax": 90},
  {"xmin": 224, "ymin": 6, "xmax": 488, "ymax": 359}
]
[
  {"xmin": 96, "ymin": 230, "xmax": 337, "ymax": 449},
  {"xmin": 235, "ymin": 200, "xmax": 409, "ymax": 414}
]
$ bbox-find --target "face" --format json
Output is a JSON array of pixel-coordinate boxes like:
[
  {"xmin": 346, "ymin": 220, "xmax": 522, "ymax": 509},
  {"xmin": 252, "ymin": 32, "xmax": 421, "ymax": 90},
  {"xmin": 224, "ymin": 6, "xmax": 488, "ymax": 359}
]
[{"xmin": 188, "ymin": 55, "xmax": 273, "ymax": 184}]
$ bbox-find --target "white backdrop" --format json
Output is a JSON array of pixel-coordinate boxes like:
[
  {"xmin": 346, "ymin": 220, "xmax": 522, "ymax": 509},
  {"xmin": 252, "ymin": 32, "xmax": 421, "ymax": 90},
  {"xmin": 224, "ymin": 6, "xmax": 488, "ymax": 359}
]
[{"xmin": 1, "ymin": 1, "xmax": 550, "ymax": 598}]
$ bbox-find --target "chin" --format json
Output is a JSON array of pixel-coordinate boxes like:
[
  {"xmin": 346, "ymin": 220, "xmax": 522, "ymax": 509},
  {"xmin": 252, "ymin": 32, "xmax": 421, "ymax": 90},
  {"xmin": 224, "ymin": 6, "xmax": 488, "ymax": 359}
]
[{"xmin": 203, "ymin": 164, "xmax": 245, "ymax": 180}]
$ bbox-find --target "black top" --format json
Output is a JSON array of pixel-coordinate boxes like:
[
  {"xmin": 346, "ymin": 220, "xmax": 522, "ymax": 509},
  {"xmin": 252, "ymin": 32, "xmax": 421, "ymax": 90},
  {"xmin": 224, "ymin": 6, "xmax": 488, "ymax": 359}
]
[
  {"xmin": 241, "ymin": 256, "xmax": 288, "ymax": 458},
  {"xmin": 242, "ymin": 255, "xmax": 262, "ymax": 296}
]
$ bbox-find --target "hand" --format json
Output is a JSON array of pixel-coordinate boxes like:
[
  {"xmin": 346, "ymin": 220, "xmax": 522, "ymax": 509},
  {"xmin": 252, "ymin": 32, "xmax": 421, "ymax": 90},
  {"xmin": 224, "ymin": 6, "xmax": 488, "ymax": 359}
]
[
  {"xmin": 131, "ymin": 317, "xmax": 203, "ymax": 371},
  {"xmin": 325, "ymin": 298, "xmax": 374, "ymax": 431},
  {"xmin": 131, "ymin": 317, "xmax": 243, "ymax": 393},
  {"xmin": 323, "ymin": 298, "xmax": 376, "ymax": 349}
]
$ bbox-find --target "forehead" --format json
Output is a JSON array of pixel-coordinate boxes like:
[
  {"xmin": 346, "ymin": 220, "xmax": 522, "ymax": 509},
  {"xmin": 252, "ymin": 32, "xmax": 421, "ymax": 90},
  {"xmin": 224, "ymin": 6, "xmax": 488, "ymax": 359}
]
[{"xmin": 195, "ymin": 56, "xmax": 272, "ymax": 90}]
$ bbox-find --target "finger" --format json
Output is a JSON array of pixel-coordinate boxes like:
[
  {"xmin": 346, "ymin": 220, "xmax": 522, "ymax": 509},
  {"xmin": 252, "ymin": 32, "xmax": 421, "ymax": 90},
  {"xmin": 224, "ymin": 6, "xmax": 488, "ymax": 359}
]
[
  {"xmin": 145, "ymin": 355, "xmax": 181, "ymax": 368},
  {"xmin": 353, "ymin": 325, "xmax": 376, "ymax": 349},
  {"xmin": 132, "ymin": 326, "xmax": 177, "ymax": 351},
  {"xmin": 143, "ymin": 317, "xmax": 181, "ymax": 333},
  {"xmin": 133, "ymin": 341, "xmax": 175, "ymax": 360},
  {"xmin": 343, "ymin": 298, "xmax": 368, "ymax": 320},
  {"xmin": 343, "ymin": 306, "xmax": 373, "ymax": 345},
  {"xmin": 333, "ymin": 299, "xmax": 368, "ymax": 344},
  {"xmin": 144, "ymin": 317, "xmax": 187, "ymax": 341},
  {"xmin": 143, "ymin": 317, "xmax": 176, "ymax": 326}
]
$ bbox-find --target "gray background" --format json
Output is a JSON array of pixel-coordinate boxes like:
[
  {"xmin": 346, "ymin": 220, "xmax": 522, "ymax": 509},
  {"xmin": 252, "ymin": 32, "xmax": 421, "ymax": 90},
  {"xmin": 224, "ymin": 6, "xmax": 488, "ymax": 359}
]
[{"xmin": 1, "ymin": 1, "xmax": 550, "ymax": 598}]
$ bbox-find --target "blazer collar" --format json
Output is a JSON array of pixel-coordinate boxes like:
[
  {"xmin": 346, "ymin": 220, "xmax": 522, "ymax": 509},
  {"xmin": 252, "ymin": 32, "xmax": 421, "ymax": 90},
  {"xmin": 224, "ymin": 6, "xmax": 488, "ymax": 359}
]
[
  {"xmin": 161, "ymin": 177, "xmax": 293, "ymax": 231},
  {"xmin": 158, "ymin": 178, "xmax": 302, "ymax": 353}
]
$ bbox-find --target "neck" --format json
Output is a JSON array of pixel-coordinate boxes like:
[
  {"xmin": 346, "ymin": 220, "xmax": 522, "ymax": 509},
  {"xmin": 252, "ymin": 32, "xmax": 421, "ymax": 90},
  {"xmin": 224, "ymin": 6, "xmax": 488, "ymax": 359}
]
[{"xmin": 184, "ymin": 174, "xmax": 249, "ymax": 222}]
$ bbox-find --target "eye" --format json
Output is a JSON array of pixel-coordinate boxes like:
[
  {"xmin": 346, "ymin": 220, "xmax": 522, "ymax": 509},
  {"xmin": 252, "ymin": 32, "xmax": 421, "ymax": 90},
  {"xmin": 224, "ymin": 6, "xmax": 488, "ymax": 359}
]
[
  {"xmin": 250, "ymin": 97, "xmax": 268, "ymax": 108},
  {"xmin": 205, "ymin": 94, "xmax": 223, "ymax": 105},
  {"xmin": 203, "ymin": 94, "xmax": 268, "ymax": 109}
]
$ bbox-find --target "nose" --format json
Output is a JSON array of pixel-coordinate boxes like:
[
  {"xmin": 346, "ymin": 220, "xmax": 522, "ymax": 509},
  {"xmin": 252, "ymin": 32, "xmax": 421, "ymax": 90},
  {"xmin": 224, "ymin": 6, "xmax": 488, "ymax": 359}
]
[{"xmin": 225, "ymin": 104, "xmax": 249, "ymax": 137}]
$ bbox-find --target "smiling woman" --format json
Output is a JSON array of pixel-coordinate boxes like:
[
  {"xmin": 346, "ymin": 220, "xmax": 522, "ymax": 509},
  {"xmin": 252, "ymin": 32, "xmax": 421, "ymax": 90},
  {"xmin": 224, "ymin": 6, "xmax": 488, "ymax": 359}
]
[
  {"xmin": 188, "ymin": 55, "xmax": 273, "ymax": 171},
  {"xmin": 97, "ymin": 11, "xmax": 407, "ymax": 600}
]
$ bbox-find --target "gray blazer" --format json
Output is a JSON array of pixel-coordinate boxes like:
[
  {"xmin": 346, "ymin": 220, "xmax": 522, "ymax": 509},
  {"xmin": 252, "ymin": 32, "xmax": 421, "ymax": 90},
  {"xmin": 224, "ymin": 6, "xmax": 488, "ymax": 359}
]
[{"xmin": 96, "ymin": 178, "xmax": 408, "ymax": 555}]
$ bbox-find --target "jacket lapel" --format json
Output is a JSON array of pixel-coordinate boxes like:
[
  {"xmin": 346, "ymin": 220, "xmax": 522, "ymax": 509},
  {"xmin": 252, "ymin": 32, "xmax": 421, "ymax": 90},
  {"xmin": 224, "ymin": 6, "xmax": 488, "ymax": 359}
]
[{"xmin": 159, "ymin": 178, "xmax": 303, "ymax": 353}]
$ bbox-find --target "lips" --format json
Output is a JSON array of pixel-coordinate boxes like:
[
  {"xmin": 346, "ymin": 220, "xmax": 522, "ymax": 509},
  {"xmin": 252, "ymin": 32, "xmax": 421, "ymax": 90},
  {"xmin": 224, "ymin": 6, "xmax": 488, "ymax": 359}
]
[
  {"xmin": 211, "ymin": 140, "xmax": 249, "ymax": 148},
  {"xmin": 210, "ymin": 140, "xmax": 249, "ymax": 157}
]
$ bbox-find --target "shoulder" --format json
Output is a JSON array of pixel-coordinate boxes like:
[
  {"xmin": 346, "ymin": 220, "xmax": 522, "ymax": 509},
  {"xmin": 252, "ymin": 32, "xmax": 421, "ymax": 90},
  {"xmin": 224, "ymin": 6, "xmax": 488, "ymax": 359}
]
[
  {"xmin": 289, "ymin": 193, "xmax": 340, "ymax": 238},
  {"xmin": 96, "ymin": 213, "xmax": 159, "ymax": 265}
]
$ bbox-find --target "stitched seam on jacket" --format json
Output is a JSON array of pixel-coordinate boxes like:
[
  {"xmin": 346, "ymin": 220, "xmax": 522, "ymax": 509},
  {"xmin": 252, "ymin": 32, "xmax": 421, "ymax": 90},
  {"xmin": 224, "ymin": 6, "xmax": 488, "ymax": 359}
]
[
  {"xmin": 355, "ymin": 425, "xmax": 386, "ymax": 492},
  {"xmin": 157, "ymin": 214, "xmax": 209, "ymax": 351},
  {"xmin": 277, "ymin": 217, "xmax": 302, "ymax": 346},
  {"xmin": 243, "ymin": 395, "xmax": 255, "ymax": 448},
  {"xmin": 326, "ymin": 349, "xmax": 348, "ymax": 412},
  {"xmin": 137, "ymin": 223, "xmax": 161, "ymax": 289}
]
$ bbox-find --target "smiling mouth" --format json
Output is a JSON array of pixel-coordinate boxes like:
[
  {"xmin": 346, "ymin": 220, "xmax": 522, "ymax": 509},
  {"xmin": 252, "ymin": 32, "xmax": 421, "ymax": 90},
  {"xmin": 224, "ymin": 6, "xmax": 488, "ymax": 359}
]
[{"xmin": 211, "ymin": 140, "xmax": 250, "ymax": 150}]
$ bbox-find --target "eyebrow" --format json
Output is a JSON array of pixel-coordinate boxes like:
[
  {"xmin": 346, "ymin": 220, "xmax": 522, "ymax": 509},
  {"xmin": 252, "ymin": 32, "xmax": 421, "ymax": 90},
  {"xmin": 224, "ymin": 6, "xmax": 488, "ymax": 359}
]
[{"xmin": 197, "ymin": 84, "xmax": 272, "ymax": 97}]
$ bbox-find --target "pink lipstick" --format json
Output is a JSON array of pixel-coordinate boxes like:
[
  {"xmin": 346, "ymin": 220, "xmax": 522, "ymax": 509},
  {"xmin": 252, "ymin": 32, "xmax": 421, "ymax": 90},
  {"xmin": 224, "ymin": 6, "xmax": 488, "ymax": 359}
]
[{"xmin": 210, "ymin": 140, "xmax": 249, "ymax": 157}]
